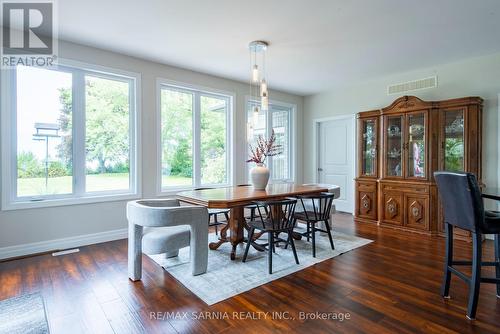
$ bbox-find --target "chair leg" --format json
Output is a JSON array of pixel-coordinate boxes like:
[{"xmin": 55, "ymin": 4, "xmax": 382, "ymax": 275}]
[
  {"xmin": 268, "ymin": 232, "xmax": 274, "ymax": 274},
  {"xmin": 494, "ymin": 234, "xmax": 500, "ymax": 298},
  {"xmin": 325, "ymin": 219, "xmax": 335, "ymax": 250},
  {"xmin": 306, "ymin": 222, "xmax": 310, "ymax": 241},
  {"xmin": 467, "ymin": 232, "xmax": 482, "ymax": 320},
  {"xmin": 312, "ymin": 223, "xmax": 316, "ymax": 258},
  {"xmin": 272, "ymin": 233, "xmax": 276, "ymax": 253},
  {"xmin": 242, "ymin": 228, "xmax": 254, "ymax": 263},
  {"xmin": 441, "ymin": 223, "xmax": 453, "ymax": 298},
  {"xmin": 210, "ymin": 214, "xmax": 217, "ymax": 235},
  {"xmin": 288, "ymin": 231, "xmax": 299, "ymax": 265}
]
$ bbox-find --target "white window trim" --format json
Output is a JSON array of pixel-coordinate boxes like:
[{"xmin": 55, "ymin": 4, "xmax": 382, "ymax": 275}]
[
  {"xmin": 245, "ymin": 96, "xmax": 297, "ymax": 184},
  {"xmin": 156, "ymin": 78, "xmax": 234, "ymax": 195},
  {"xmin": 1, "ymin": 58, "xmax": 142, "ymax": 210}
]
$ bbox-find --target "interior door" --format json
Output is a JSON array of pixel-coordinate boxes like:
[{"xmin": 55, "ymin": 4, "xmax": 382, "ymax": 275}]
[{"xmin": 318, "ymin": 116, "xmax": 355, "ymax": 213}]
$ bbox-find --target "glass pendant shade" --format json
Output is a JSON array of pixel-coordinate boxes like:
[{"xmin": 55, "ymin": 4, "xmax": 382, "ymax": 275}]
[
  {"xmin": 261, "ymin": 92, "xmax": 269, "ymax": 111},
  {"xmin": 252, "ymin": 106, "xmax": 260, "ymax": 125},
  {"xmin": 252, "ymin": 65, "xmax": 259, "ymax": 83},
  {"xmin": 260, "ymin": 79, "xmax": 267, "ymax": 96}
]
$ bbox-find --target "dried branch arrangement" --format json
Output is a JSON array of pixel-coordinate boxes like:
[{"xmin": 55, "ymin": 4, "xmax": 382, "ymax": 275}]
[{"xmin": 246, "ymin": 130, "xmax": 282, "ymax": 164}]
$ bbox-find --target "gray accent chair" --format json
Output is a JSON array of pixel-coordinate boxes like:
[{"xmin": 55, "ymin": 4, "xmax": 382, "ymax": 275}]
[{"xmin": 127, "ymin": 199, "xmax": 209, "ymax": 280}]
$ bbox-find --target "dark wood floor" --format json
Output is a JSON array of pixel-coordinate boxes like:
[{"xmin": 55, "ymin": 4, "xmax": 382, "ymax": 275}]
[{"xmin": 1, "ymin": 213, "xmax": 499, "ymax": 333}]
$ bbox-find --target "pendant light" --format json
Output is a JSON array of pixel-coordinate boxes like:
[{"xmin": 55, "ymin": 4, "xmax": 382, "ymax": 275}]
[{"xmin": 249, "ymin": 41, "xmax": 269, "ymax": 124}]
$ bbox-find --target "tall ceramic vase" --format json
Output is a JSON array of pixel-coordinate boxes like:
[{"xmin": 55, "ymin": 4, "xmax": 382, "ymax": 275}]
[{"xmin": 250, "ymin": 163, "xmax": 270, "ymax": 190}]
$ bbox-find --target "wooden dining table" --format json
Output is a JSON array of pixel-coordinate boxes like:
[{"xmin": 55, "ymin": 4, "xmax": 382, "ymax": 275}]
[{"xmin": 177, "ymin": 184, "xmax": 329, "ymax": 260}]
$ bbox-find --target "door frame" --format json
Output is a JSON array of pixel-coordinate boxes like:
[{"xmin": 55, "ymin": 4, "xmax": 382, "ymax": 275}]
[
  {"xmin": 497, "ymin": 93, "xmax": 500, "ymax": 211},
  {"xmin": 312, "ymin": 114, "xmax": 357, "ymax": 211}
]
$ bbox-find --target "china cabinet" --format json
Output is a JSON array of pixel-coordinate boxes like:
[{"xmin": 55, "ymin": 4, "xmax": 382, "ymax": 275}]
[{"xmin": 354, "ymin": 96, "xmax": 483, "ymax": 237}]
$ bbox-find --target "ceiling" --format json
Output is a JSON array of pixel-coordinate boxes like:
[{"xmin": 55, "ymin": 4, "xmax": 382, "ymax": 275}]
[{"xmin": 56, "ymin": 0, "xmax": 500, "ymax": 96}]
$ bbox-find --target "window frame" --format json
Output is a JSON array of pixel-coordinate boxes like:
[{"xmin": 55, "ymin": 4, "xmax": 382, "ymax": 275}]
[
  {"xmin": 156, "ymin": 78, "xmax": 234, "ymax": 194},
  {"xmin": 245, "ymin": 97, "xmax": 296, "ymax": 183},
  {"xmin": 1, "ymin": 59, "xmax": 142, "ymax": 210}
]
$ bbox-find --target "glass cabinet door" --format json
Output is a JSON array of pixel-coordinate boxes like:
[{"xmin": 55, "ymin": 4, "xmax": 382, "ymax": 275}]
[
  {"xmin": 385, "ymin": 115, "xmax": 403, "ymax": 177},
  {"xmin": 442, "ymin": 109, "xmax": 465, "ymax": 172},
  {"xmin": 407, "ymin": 112, "xmax": 426, "ymax": 178},
  {"xmin": 361, "ymin": 118, "xmax": 377, "ymax": 176}
]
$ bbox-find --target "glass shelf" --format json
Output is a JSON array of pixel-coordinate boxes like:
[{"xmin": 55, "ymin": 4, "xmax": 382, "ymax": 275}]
[
  {"xmin": 385, "ymin": 116, "xmax": 403, "ymax": 177},
  {"xmin": 408, "ymin": 113, "xmax": 426, "ymax": 178},
  {"xmin": 361, "ymin": 119, "xmax": 377, "ymax": 176},
  {"xmin": 443, "ymin": 110, "xmax": 464, "ymax": 172}
]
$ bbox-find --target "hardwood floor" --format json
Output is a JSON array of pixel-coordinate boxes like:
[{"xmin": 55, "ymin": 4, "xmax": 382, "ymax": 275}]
[{"xmin": 1, "ymin": 213, "xmax": 499, "ymax": 333}]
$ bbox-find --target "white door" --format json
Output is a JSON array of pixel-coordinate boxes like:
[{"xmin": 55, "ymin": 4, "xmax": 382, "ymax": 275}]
[{"xmin": 318, "ymin": 116, "xmax": 355, "ymax": 213}]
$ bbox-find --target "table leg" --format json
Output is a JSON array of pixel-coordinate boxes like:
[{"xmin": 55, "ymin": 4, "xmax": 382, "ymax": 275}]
[
  {"xmin": 229, "ymin": 207, "xmax": 245, "ymax": 260},
  {"xmin": 208, "ymin": 207, "xmax": 245, "ymax": 260}
]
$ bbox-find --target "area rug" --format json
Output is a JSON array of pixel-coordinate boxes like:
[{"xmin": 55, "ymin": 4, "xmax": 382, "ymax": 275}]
[
  {"xmin": 149, "ymin": 228, "xmax": 372, "ymax": 305},
  {"xmin": 0, "ymin": 293, "xmax": 50, "ymax": 334}
]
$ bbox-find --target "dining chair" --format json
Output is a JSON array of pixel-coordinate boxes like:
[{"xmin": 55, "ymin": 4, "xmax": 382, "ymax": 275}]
[
  {"xmin": 434, "ymin": 171, "xmax": 500, "ymax": 320},
  {"xmin": 236, "ymin": 184, "xmax": 262, "ymax": 221},
  {"xmin": 291, "ymin": 192, "xmax": 335, "ymax": 257},
  {"xmin": 242, "ymin": 198, "xmax": 299, "ymax": 274},
  {"xmin": 194, "ymin": 187, "xmax": 230, "ymax": 235},
  {"xmin": 301, "ymin": 183, "xmax": 339, "ymax": 232},
  {"xmin": 126, "ymin": 199, "xmax": 209, "ymax": 279}
]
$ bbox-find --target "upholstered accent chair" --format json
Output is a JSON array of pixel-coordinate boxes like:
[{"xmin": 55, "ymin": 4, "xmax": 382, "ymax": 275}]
[{"xmin": 127, "ymin": 199, "xmax": 209, "ymax": 280}]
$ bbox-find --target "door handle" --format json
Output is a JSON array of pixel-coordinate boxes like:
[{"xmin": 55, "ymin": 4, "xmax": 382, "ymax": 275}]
[{"xmin": 318, "ymin": 168, "xmax": 323, "ymax": 172}]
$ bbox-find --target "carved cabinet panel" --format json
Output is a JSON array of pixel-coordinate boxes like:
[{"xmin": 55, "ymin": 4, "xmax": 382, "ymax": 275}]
[
  {"xmin": 381, "ymin": 191, "xmax": 403, "ymax": 226},
  {"xmin": 355, "ymin": 181, "xmax": 377, "ymax": 220},
  {"xmin": 405, "ymin": 195, "xmax": 429, "ymax": 230}
]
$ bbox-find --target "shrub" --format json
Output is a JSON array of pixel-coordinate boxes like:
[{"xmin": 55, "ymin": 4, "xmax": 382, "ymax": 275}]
[
  {"xmin": 17, "ymin": 152, "xmax": 43, "ymax": 178},
  {"xmin": 48, "ymin": 161, "xmax": 70, "ymax": 177}
]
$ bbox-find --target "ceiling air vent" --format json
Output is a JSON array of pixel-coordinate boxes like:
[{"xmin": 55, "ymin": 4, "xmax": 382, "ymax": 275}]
[{"xmin": 387, "ymin": 76, "xmax": 437, "ymax": 95}]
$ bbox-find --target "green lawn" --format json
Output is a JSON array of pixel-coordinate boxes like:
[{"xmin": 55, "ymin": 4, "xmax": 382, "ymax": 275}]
[{"xmin": 17, "ymin": 173, "xmax": 192, "ymax": 196}]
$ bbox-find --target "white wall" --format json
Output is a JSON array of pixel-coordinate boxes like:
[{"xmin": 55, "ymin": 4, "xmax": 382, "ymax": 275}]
[
  {"xmin": 0, "ymin": 40, "xmax": 304, "ymax": 256},
  {"xmin": 303, "ymin": 52, "xmax": 500, "ymax": 197}
]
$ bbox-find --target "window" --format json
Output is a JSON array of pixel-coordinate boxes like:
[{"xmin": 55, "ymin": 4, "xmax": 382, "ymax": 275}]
[
  {"xmin": 247, "ymin": 100, "xmax": 294, "ymax": 182},
  {"xmin": 159, "ymin": 82, "xmax": 231, "ymax": 191},
  {"xmin": 1, "ymin": 62, "xmax": 139, "ymax": 209}
]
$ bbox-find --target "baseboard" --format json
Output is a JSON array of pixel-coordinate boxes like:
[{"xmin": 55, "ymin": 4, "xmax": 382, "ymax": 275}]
[{"xmin": 0, "ymin": 228, "xmax": 128, "ymax": 260}]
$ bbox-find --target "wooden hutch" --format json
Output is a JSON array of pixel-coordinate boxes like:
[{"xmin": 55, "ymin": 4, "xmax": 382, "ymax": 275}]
[{"xmin": 354, "ymin": 96, "xmax": 483, "ymax": 237}]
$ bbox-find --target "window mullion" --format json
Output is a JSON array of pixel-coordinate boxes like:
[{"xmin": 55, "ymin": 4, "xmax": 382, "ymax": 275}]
[
  {"xmin": 266, "ymin": 108, "xmax": 274, "ymax": 176},
  {"xmin": 193, "ymin": 92, "xmax": 201, "ymax": 187},
  {"xmin": 72, "ymin": 70, "xmax": 86, "ymax": 196}
]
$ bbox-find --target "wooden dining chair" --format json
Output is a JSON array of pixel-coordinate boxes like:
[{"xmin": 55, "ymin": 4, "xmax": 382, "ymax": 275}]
[
  {"xmin": 194, "ymin": 188, "xmax": 229, "ymax": 235},
  {"xmin": 242, "ymin": 198, "xmax": 299, "ymax": 274},
  {"xmin": 236, "ymin": 184, "xmax": 269, "ymax": 221},
  {"xmin": 434, "ymin": 171, "xmax": 500, "ymax": 320},
  {"xmin": 292, "ymin": 192, "xmax": 335, "ymax": 257}
]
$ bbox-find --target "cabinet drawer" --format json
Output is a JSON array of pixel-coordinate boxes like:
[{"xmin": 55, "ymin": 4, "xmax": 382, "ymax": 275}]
[
  {"xmin": 357, "ymin": 181, "xmax": 376, "ymax": 192},
  {"xmin": 381, "ymin": 183, "xmax": 429, "ymax": 194}
]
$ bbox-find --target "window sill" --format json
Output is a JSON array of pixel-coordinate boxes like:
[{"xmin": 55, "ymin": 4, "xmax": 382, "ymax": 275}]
[{"xmin": 1, "ymin": 192, "xmax": 141, "ymax": 211}]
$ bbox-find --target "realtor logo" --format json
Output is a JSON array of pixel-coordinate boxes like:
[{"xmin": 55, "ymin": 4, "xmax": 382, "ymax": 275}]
[{"xmin": 1, "ymin": 0, "xmax": 57, "ymax": 67}]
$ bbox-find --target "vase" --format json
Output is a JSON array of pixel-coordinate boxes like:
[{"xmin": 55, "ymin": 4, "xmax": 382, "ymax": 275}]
[{"xmin": 250, "ymin": 163, "xmax": 270, "ymax": 190}]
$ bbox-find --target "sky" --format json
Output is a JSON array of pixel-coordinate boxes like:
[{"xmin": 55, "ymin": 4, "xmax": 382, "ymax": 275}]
[{"xmin": 16, "ymin": 66, "xmax": 71, "ymax": 162}]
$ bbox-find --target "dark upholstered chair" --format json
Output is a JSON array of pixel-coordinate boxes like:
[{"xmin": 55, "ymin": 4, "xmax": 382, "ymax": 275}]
[
  {"xmin": 242, "ymin": 198, "xmax": 299, "ymax": 274},
  {"xmin": 292, "ymin": 192, "xmax": 335, "ymax": 257},
  {"xmin": 194, "ymin": 188, "xmax": 229, "ymax": 235},
  {"xmin": 434, "ymin": 172, "xmax": 500, "ymax": 320},
  {"xmin": 236, "ymin": 184, "xmax": 260, "ymax": 220}
]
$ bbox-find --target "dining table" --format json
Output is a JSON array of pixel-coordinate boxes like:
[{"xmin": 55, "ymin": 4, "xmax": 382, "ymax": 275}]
[{"xmin": 177, "ymin": 183, "xmax": 329, "ymax": 260}]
